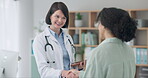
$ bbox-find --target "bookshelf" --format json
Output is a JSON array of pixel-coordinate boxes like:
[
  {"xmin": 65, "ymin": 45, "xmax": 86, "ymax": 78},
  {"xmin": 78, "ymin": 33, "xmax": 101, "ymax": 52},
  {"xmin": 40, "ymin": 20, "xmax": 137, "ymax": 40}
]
[
  {"xmin": 68, "ymin": 11, "xmax": 100, "ymax": 47},
  {"xmin": 130, "ymin": 9, "xmax": 148, "ymax": 78},
  {"xmin": 136, "ymin": 64, "xmax": 148, "ymax": 67},
  {"xmin": 68, "ymin": 9, "xmax": 148, "ymax": 78}
]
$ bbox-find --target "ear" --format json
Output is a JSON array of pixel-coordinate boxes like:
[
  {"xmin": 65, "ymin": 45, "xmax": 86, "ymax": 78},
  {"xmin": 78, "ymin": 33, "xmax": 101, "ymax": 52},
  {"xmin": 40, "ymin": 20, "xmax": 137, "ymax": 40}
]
[{"xmin": 99, "ymin": 23, "xmax": 105, "ymax": 30}]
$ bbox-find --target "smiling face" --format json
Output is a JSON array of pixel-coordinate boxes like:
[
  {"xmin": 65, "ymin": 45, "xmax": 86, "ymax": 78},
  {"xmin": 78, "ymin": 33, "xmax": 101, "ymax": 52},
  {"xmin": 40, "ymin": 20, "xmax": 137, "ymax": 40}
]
[{"xmin": 50, "ymin": 10, "xmax": 67, "ymax": 30}]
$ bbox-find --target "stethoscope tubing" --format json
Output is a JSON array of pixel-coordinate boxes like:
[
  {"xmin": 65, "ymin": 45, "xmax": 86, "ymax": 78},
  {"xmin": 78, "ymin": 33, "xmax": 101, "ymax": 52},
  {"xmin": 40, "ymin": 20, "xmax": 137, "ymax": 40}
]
[
  {"xmin": 44, "ymin": 35, "xmax": 75, "ymax": 64},
  {"xmin": 45, "ymin": 36, "xmax": 54, "ymax": 51},
  {"xmin": 45, "ymin": 36, "xmax": 75, "ymax": 52}
]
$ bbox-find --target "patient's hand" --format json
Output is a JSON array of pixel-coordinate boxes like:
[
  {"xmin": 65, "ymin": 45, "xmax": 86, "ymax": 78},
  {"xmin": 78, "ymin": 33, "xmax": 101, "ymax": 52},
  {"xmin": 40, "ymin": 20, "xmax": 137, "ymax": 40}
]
[
  {"xmin": 66, "ymin": 72, "xmax": 78, "ymax": 78},
  {"xmin": 67, "ymin": 69, "xmax": 80, "ymax": 78},
  {"xmin": 61, "ymin": 70, "xmax": 71, "ymax": 77}
]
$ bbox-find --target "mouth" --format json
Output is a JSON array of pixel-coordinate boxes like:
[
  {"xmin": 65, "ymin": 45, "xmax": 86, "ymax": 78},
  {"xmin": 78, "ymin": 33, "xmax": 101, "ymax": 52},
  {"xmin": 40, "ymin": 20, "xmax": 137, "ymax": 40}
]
[{"xmin": 55, "ymin": 22, "xmax": 62, "ymax": 26}]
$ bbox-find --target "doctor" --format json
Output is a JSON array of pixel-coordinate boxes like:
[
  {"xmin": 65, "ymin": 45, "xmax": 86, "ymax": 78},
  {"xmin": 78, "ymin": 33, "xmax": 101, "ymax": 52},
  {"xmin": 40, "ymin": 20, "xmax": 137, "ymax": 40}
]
[{"xmin": 33, "ymin": 2, "xmax": 75, "ymax": 78}]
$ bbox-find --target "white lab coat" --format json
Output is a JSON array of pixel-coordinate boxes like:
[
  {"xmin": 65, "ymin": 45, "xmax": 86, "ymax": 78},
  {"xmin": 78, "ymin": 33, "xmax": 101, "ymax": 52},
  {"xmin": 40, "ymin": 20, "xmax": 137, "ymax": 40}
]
[{"xmin": 33, "ymin": 27, "xmax": 75, "ymax": 78}]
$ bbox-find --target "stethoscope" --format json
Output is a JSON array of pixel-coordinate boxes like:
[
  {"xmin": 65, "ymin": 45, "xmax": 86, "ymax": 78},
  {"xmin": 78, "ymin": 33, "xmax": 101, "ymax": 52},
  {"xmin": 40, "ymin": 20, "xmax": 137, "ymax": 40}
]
[{"xmin": 44, "ymin": 36, "xmax": 75, "ymax": 64}]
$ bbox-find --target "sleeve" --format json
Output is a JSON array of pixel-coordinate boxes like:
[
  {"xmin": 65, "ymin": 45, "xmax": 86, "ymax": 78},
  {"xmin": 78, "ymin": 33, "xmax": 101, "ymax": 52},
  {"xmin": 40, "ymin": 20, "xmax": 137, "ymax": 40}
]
[
  {"xmin": 33, "ymin": 35, "xmax": 62, "ymax": 78},
  {"xmin": 79, "ymin": 49, "xmax": 104, "ymax": 78}
]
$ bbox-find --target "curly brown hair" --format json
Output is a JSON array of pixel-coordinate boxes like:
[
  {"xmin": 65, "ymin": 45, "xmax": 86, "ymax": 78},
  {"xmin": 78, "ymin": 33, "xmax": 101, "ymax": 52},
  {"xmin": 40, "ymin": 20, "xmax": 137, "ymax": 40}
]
[{"xmin": 96, "ymin": 7, "xmax": 137, "ymax": 42}]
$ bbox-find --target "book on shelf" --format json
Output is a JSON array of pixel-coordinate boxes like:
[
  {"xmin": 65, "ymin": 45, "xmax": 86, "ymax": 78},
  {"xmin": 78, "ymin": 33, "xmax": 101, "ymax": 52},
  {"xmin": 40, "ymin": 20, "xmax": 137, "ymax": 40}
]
[
  {"xmin": 136, "ymin": 66, "xmax": 148, "ymax": 78},
  {"xmin": 81, "ymin": 32, "xmax": 85, "ymax": 45},
  {"xmin": 81, "ymin": 32, "xmax": 98, "ymax": 45},
  {"xmin": 134, "ymin": 48, "xmax": 148, "ymax": 64},
  {"xmin": 92, "ymin": 34, "xmax": 97, "ymax": 45}
]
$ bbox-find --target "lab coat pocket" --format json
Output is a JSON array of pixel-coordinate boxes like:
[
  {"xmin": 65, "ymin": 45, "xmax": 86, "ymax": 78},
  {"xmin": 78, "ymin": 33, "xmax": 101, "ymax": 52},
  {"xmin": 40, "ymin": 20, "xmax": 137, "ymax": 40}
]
[{"xmin": 46, "ymin": 46, "xmax": 56, "ymax": 68}]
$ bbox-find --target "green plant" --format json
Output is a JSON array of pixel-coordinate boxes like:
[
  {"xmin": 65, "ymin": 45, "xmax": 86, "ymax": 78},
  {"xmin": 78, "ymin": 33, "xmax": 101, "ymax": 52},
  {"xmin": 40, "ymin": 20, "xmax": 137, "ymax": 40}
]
[
  {"xmin": 76, "ymin": 13, "xmax": 82, "ymax": 20},
  {"xmin": 74, "ymin": 44, "xmax": 86, "ymax": 58}
]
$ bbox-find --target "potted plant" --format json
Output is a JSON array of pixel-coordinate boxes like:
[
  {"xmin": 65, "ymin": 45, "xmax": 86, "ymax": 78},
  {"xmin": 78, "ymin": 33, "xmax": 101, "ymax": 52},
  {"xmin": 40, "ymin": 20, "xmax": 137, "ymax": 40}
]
[
  {"xmin": 75, "ymin": 13, "xmax": 83, "ymax": 27},
  {"xmin": 75, "ymin": 44, "xmax": 85, "ymax": 62}
]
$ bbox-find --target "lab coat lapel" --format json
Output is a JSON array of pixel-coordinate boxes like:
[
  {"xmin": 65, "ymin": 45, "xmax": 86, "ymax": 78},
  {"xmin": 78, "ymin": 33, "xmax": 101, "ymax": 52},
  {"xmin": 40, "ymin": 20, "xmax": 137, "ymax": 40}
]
[
  {"xmin": 63, "ymin": 32, "xmax": 72, "ymax": 63},
  {"xmin": 44, "ymin": 27, "xmax": 58, "ymax": 43},
  {"xmin": 44, "ymin": 27, "xmax": 64, "ymax": 69}
]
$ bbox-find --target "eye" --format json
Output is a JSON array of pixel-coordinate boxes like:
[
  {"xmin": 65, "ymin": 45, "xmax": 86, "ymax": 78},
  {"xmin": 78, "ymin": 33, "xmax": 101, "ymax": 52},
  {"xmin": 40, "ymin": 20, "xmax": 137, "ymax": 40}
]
[
  {"xmin": 55, "ymin": 15, "xmax": 59, "ymax": 18},
  {"xmin": 62, "ymin": 17, "xmax": 66, "ymax": 20}
]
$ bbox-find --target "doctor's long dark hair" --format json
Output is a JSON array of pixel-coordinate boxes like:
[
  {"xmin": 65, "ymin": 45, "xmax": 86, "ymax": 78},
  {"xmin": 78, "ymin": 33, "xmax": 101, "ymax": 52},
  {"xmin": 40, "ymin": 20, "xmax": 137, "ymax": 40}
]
[
  {"xmin": 96, "ymin": 7, "xmax": 137, "ymax": 42},
  {"xmin": 45, "ymin": 2, "xmax": 69, "ymax": 28}
]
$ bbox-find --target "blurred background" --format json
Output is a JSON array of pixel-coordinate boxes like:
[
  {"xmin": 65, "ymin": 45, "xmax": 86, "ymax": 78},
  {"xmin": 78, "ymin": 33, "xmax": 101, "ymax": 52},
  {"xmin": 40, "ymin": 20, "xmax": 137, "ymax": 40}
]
[{"xmin": 0, "ymin": 0, "xmax": 148, "ymax": 77}]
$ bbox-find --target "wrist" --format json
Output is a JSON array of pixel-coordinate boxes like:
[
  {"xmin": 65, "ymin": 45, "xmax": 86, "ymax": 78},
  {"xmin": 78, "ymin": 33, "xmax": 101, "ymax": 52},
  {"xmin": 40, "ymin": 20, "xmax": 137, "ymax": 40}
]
[
  {"xmin": 73, "ymin": 70, "xmax": 80, "ymax": 76},
  {"xmin": 61, "ymin": 70, "xmax": 66, "ymax": 77}
]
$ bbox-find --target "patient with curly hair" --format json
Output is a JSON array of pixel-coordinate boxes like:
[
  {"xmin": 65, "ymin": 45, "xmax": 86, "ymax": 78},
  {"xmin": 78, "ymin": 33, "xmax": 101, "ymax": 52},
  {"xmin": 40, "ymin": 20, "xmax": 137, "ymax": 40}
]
[{"xmin": 65, "ymin": 7, "xmax": 137, "ymax": 78}]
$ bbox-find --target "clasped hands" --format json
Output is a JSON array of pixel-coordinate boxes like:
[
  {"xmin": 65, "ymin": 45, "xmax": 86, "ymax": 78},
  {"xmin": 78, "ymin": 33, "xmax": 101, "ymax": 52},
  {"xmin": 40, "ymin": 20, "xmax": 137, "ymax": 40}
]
[
  {"xmin": 61, "ymin": 69, "xmax": 80, "ymax": 78},
  {"xmin": 62, "ymin": 61, "xmax": 85, "ymax": 78}
]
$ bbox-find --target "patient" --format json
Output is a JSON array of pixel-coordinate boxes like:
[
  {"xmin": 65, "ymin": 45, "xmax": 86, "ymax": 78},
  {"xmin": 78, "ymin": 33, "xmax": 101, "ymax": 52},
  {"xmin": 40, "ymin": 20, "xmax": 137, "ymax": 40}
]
[{"xmin": 66, "ymin": 7, "xmax": 137, "ymax": 78}]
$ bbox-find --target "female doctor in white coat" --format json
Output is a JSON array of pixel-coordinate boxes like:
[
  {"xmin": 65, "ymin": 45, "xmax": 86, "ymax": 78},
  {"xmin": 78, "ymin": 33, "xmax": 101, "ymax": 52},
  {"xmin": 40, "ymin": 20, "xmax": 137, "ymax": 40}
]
[{"xmin": 33, "ymin": 2, "xmax": 75, "ymax": 78}]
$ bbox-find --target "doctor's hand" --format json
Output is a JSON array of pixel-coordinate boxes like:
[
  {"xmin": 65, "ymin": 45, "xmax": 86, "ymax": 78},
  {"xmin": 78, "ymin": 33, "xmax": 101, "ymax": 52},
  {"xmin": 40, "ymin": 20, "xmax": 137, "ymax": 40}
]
[
  {"xmin": 68, "ymin": 69, "xmax": 79, "ymax": 78},
  {"xmin": 66, "ymin": 72, "xmax": 77, "ymax": 78},
  {"xmin": 61, "ymin": 70, "xmax": 73, "ymax": 78}
]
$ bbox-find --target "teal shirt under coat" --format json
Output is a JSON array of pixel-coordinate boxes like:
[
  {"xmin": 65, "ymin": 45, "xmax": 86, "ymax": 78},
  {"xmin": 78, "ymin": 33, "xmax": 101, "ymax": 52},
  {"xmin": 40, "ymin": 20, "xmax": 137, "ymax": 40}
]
[{"xmin": 80, "ymin": 38, "xmax": 136, "ymax": 78}]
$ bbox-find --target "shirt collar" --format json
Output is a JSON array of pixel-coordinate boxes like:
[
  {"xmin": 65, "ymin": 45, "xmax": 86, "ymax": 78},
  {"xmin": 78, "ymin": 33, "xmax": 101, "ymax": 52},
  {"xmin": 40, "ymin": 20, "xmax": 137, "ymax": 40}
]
[
  {"xmin": 100, "ymin": 37, "xmax": 123, "ymax": 45},
  {"xmin": 48, "ymin": 27, "xmax": 63, "ymax": 37}
]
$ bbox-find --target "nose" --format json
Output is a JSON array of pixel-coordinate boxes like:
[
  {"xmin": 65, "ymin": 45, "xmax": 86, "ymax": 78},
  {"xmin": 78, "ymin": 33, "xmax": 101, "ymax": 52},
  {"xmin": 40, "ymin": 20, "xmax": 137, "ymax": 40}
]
[{"xmin": 58, "ymin": 18, "xmax": 62, "ymax": 22}]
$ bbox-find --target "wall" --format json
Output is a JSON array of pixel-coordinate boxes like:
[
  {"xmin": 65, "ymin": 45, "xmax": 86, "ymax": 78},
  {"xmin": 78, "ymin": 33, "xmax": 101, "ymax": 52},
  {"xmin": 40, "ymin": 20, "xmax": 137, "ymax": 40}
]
[
  {"xmin": 18, "ymin": 0, "xmax": 33, "ymax": 77},
  {"xmin": 33, "ymin": 0, "xmax": 148, "ymax": 27},
  {"xmin": 0, "ymin": 0, "xmax": 19, "ymax": 51}
]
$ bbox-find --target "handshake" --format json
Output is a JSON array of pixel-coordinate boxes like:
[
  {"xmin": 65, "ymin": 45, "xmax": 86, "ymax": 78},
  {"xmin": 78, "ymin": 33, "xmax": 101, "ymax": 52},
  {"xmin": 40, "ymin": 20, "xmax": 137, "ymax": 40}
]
[
  {"xmin": 61, "ymin": 69, "xmax": 80, "ymax": 78},
  {"xmin": 61, "ymin": 61, "xmax": 85, "ymax": 78}
]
